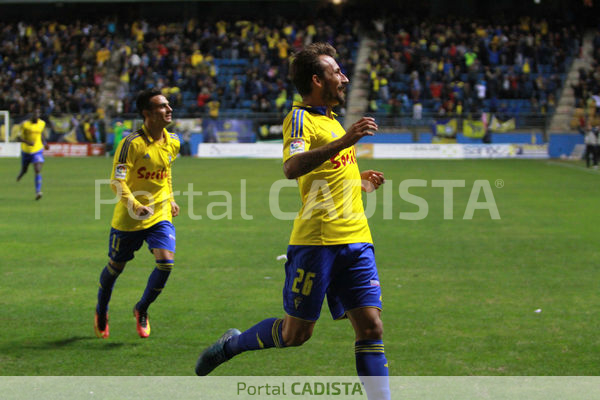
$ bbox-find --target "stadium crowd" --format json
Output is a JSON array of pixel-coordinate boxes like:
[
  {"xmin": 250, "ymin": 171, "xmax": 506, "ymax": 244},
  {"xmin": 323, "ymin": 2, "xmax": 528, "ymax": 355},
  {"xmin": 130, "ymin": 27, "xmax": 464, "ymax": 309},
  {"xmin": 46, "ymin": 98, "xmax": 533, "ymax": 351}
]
[
  {"xmin": 0, "ymin": 16, "xmax": 359, "ymax": 121},
  {"xmin": 366, "ymin": 16, "xmax": 580, "ymax": 119},
  {"xmin": 115, "ymin": 16, "xmax": 360, "ymax": 115},
  {"xmin": 0, "ymin": 20, "xmax": 106, "ymax": 117},
  {"xmin": 569, "ymin": 29, "xmax": 600, "ymax": 127},
  {"xmin": 0, "ymin": 12, "xmax": 588, "ymax": 143}
]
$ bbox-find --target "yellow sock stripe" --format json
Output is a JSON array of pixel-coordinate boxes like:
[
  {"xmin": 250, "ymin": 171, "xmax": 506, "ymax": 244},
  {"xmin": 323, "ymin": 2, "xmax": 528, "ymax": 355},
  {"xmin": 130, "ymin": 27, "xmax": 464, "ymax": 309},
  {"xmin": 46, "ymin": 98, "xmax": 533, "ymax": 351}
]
[
  {"xmin": 355, "ymin": 344, "xmax": 385, "ymax": 354},
  {"xmin": 256, "ymin": 333, "xmax": 265, "ymax": 349},
  {"xmin": 107, "ymin": 264, "xmax": 120, "ymax": 276},
  {"xmin": 156, "ymin": 263, "xmax": 174, "ymax": 271},
  {"xmin": 272, "ymin": 318, "xmax": 283, "ymax": 348},
  {"xmin": 272, "ymin": 319, "xmax": 280, "ymax": 348}
]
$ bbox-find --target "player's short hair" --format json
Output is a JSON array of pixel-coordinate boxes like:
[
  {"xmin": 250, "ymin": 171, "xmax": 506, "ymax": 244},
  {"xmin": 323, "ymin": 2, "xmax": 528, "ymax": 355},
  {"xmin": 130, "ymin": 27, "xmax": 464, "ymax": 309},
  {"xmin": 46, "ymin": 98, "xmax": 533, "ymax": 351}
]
[
  {"xmin": 290, "ymin": 42, "xmax": 337, "ymax": 97},
  {"xmin": 136, "ymin": 88, "xmax": 163, "ymax": 119}
]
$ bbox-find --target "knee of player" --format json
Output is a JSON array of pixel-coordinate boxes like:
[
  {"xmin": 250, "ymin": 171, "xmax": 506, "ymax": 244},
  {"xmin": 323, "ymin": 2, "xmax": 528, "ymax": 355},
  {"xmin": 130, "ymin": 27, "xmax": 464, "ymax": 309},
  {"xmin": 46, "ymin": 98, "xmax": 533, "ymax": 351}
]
[
  {"xmin": 108, "ymin": 260, "xmax": 126, "ymax": 273},
  {"xmin": 359, "ymin": 317, "xmax": 384, "ymax": 340},
  {"xmin": 282, "ymin": 328, "xmax": 312, "ymax": 347}
]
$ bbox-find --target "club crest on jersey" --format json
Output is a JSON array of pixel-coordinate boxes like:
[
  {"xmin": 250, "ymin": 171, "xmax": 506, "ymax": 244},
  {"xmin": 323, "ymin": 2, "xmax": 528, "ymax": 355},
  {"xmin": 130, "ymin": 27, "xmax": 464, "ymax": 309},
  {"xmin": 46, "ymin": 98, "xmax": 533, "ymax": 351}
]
[
  {"xmin": 115, "ymin": 164, "xmax": 127, "ymax": 179},
  {"xmin": 290, "ymin": 139, "xmax": 305, "ymax": 155}
]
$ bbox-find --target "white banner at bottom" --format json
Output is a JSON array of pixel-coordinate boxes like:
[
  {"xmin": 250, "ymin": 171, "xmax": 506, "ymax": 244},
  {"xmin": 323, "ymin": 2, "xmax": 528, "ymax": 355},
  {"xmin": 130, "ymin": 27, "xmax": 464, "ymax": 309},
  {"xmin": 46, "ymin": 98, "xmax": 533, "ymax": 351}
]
[
  {"xmin": 1, "ymin": 376, "xmax": 598, "ymax": 400},
  {"xmin": 195, "ymin": 143, "xmax": 549, "ymax": 159}
]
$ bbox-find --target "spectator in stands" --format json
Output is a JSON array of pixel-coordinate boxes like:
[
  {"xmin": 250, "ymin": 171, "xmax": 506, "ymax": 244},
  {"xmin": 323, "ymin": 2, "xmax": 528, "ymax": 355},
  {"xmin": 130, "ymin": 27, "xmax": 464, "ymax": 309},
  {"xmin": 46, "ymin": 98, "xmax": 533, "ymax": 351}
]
[
  {"xmin": 204, "ymin": 97, "xmax": 220, "ymax": 143},
  {"xmin": 366, "ymin": 16, "xmax": 578, "ymax": 124},
  {"xmin": 196, "ymin": 87, "xmax": 211, "ymax": 112},
  {"xmin": 580, "ymin": 121, "xmax": 599, "ymax": 168},
  {"xmin": 413, "ymin": 101, "xmax": 422, "ymax": 120},
  {"xmin": 180, "ymin": 129, "xmax": 192, "ymax": 156}
]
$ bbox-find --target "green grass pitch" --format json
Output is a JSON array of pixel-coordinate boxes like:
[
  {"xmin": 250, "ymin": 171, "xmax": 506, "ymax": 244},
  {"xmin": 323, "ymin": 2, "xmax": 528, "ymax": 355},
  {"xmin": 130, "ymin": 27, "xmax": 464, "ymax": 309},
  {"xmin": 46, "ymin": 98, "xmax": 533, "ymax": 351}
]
[{"xmin": 0, "ymin": 157, "xmax": 598, "ymax": 375}]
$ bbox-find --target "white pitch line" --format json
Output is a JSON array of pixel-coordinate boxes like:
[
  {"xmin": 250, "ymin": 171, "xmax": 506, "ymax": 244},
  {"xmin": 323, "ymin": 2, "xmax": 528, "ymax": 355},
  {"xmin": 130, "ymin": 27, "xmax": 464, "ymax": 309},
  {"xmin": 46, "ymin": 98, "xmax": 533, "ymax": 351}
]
[{"xmin": 546, "ymin": 160, "xmax": 600, "ymax": 175}]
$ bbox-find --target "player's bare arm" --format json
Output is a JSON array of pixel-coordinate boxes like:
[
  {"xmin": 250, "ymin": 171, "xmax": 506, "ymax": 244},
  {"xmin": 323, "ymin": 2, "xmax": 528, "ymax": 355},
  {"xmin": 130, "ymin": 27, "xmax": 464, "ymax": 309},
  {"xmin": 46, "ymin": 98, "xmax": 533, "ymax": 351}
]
[
  {"xmin": 283, "ymin": 117, "xmax": 378, "ymax": 179},
  {"xmin": 360, "ymin": 170, "xmax": 385, "ymax": 193},
  {"xmin": 16, "ymin": 137, "xmax": 34, "ymax": 146},
  {"xmin": 42, "ymin": 130, "xmax": 49, "ymax": 150},
  {"xmin": 171, "ymin": 201, "xmax": 180, "ymax": 217}
]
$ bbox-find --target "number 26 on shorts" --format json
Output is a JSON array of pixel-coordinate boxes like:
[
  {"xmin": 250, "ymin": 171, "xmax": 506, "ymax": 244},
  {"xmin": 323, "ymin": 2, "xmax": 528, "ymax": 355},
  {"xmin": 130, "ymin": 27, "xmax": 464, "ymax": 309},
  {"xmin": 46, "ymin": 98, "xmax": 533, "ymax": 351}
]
[{"xmin": 291, "ymin": 268, "xmax": 316, "ymax": 296}]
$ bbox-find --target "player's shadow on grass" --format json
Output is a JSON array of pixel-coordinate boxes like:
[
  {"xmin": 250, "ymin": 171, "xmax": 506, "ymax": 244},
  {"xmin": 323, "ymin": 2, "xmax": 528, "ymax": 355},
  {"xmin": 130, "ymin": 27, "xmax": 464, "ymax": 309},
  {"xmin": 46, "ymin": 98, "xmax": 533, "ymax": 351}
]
[
  {"xmin": 0, "ymin": 336, "xmax": 138, "ymax": 354},
  {"xmin": 0, "ymin": 336, "xmax": 131, "ymax": 354},
  {"xmin": 46, "ymin": 336, "xmax": 127, "ymax": 349},
  {"xmin": 27, "ymin": 336, "xmax": 132, "ymax": 350}
]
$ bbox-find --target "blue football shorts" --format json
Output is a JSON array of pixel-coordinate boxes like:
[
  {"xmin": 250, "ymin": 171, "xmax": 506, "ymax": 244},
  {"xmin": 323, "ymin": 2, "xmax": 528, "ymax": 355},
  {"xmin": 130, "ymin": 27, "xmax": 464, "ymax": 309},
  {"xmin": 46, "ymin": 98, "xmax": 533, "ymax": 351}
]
[
  {"xmin": 21, "ymin": 150, "xmax": 44, "ymax": 167},
  {"xmin": 108, "ymin": 220, "xmax": 176, "ymax": 262},
  {"xmin": 283, "ymin": 243, "xmax": 382, "ymax": 321}
]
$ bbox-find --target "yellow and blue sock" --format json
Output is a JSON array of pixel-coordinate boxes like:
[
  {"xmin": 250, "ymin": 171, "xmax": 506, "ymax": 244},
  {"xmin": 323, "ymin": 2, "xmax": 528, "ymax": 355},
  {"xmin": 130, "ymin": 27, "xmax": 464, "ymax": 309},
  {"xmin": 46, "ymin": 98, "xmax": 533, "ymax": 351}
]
[
  {"xmin": 136, "ymin": 260, "xmax": 173, "ymax": 312},
  {"xmin": 355, "ymin": 339, "xmax": 390, "ymax": 400},
  {"xmin": 35, "ymin": 173, "xmax": 42, "ymax": 193},
  {"xmin": 96, "ymin": 264, "xmax": 122, "ymax": 315},
  {"xmin": 224, "ymin": 318, "xmax": 285, "ymax": 358}
]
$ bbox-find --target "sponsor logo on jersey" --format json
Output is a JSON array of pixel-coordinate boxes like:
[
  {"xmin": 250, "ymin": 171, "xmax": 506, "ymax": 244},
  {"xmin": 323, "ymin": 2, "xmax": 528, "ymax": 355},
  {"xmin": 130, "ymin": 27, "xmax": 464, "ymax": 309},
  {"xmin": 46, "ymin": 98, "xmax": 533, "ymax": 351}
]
[
  {"xmin": 290, "ymin": 139, "xmax": 305, "ymax": 155},
  {"xmin": 115, "ymin": 164, "xmax": 127, "ymax": 179},
  {"xmin": 136, "ymin": 166, "xmax": 168, "ymax": 180},
  {"xmin": 329, "ymin": 147, "xmax": 356, "ymax": 169}
]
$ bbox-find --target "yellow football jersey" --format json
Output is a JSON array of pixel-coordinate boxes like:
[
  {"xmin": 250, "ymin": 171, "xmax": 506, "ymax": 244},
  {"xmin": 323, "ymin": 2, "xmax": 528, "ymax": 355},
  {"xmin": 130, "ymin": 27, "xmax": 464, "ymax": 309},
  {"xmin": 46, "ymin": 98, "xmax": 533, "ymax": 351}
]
[
  {"xmin": 110, "ymin": 126, "xmax": 180, "ymax": 231},
  {"xmin": 21, "ymin": 119, "xmax": 46, "ymax": 153},
  {"xmin": 282, "ymin": 102, "xmax": 372, "ymax": 245}
]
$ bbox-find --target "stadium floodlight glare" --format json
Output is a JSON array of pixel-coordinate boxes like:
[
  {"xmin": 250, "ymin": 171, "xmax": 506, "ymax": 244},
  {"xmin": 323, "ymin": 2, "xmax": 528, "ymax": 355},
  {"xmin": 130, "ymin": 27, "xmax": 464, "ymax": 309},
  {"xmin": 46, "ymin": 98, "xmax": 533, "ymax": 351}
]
[{"xmin": 331, "ymin": 0, "xmax": 343, "ymax": 5}]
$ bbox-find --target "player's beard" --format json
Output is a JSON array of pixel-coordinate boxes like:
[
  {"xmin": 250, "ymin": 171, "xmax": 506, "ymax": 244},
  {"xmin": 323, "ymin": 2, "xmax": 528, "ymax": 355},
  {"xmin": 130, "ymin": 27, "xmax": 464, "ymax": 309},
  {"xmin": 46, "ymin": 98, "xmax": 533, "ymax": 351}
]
[{"xmin": 323, "ymin": 81, "xmax": 346, "ymax": 107}]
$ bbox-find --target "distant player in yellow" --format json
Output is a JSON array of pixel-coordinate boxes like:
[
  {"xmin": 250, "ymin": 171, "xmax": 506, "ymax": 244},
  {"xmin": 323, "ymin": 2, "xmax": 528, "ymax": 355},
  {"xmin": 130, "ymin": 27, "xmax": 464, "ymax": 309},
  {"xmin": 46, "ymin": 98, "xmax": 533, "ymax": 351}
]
[
  {"xmin": 196, "ymin": 43, "xmax": 390, "ymax": 399},
  {"xmin": 16, "ymin": 108, "xmax": 49, "ymax": 200},
  {"xmin": 94, "ymin": 88, "xmax": 180, "ymax": 339}
]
